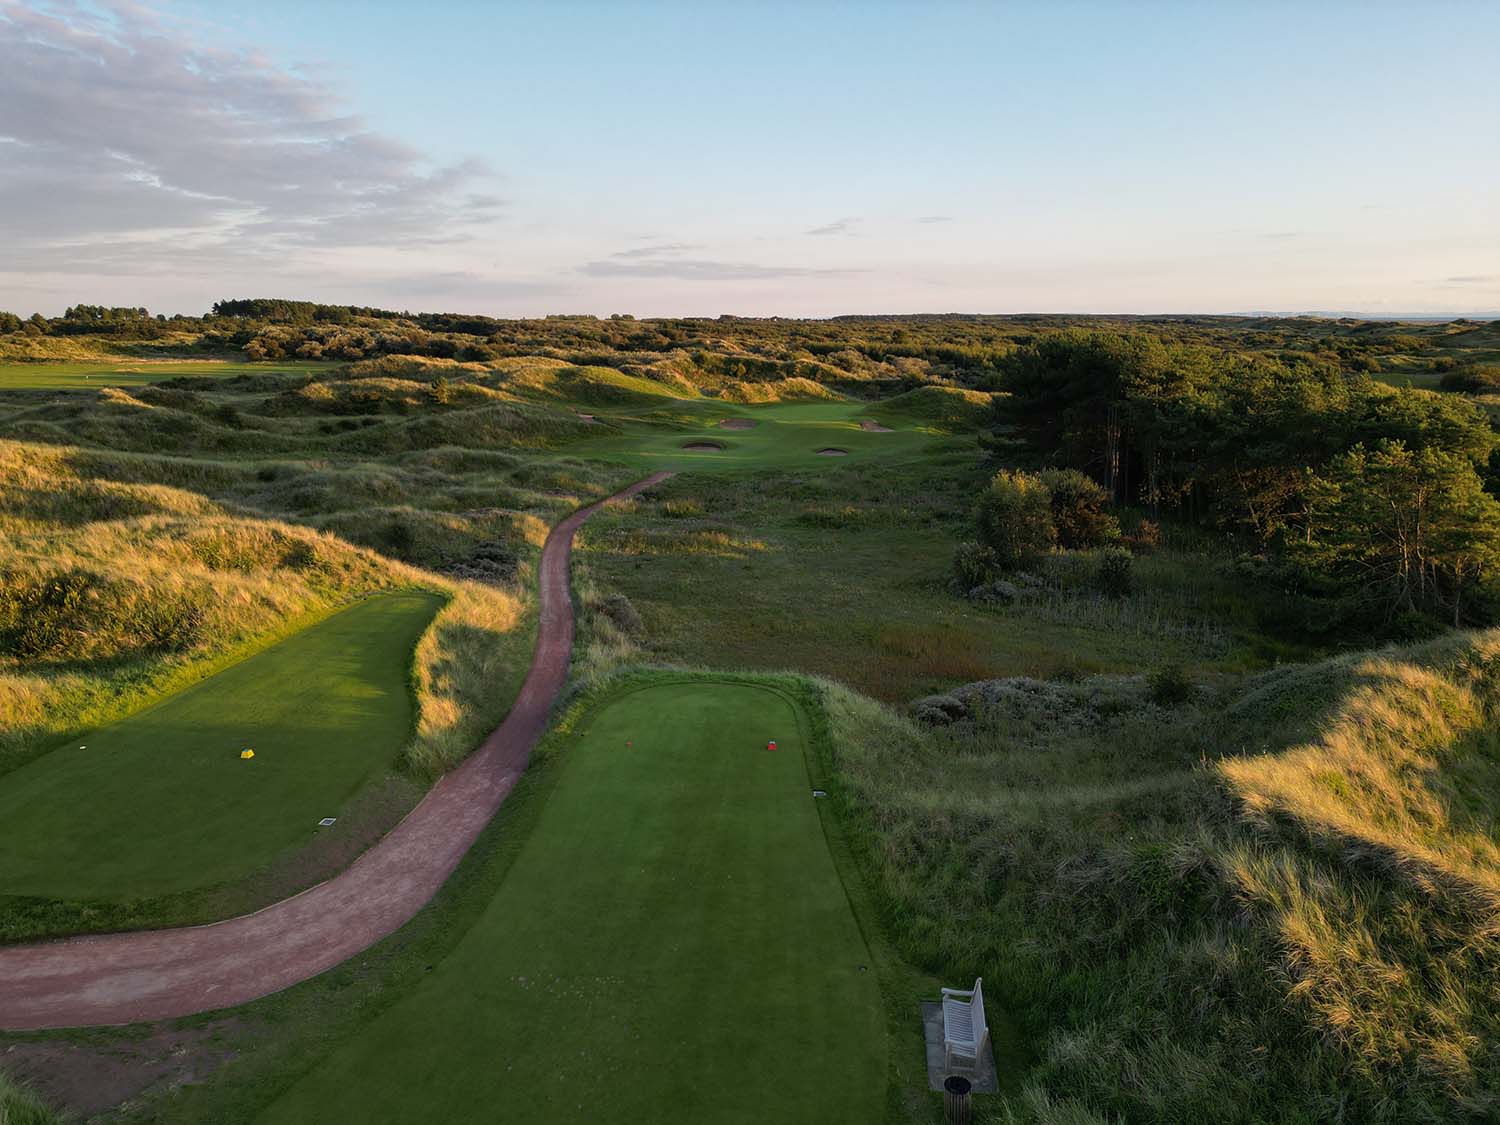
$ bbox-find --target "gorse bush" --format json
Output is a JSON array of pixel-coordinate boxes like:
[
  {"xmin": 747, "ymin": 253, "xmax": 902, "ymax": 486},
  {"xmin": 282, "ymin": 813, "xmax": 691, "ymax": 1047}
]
[
  {"xmin": 975, "ymin": 469, "xmax": 1055, "ymax": 570},
  {"xmin": 1094, "ymin": 546, "xmax": 1134, "ymax": 597},
  {"xmin": 952, "ymin": 540, "xmax": 1000, "ymax": 590},
  {"xmin": 1438, "ymin": 363, "xmax": 1500, "ymax": 393},
  {"xmin": 1146, "ymin": 661, "xmax": 1193, "ymax": 705},
  {"xmin": 1039, "ymin": 467, "xmax": 1119, "ymax": 549}
]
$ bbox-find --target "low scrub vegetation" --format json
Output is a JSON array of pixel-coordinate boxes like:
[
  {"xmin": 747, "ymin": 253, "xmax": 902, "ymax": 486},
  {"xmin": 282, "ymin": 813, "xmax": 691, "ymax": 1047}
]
[{"xmin": 826, "ymin": 631, "xmax": 1500, "ymax": 1122}]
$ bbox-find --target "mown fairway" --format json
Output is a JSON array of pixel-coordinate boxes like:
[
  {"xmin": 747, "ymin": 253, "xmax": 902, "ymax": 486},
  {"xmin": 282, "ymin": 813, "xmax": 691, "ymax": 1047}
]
[
  {"xmin": 572, "ymin": 400, "xmax": 935, "ymax": 470},
  {"xmin": 0, "ymin": 591, "xmax": 442, "ymax": 900},
  {"xmin": 0, "ymin": 359, "xmax": 320, "ymax": 390},
  {"xmin": 259, "ymin": 681, "xmax": 886, "ymax": 1125}
]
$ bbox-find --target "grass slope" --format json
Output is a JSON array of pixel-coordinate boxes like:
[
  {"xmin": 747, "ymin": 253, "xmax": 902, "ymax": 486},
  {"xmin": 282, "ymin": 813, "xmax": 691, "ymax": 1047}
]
[
  {"xmin": 571, "ymin": 400, "xmax": 936, "ymax": 471},
  {"xmin": 0, "ymin": 359, "xmax": 321, "ymax": 390},
  {"xmin": 0, "ymin": 591, "xmax": 441, "ymax": 901},
  {"xmin": 258, "ymin": 680, "xmax": 886, "ymax": 1125},
  {"xmin": 824, "ymin": 631, "xmax": 1500, "ymax": 1122}
]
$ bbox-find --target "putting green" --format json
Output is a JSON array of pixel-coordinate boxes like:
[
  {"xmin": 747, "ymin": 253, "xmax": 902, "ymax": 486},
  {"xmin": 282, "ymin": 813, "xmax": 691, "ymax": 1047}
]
[
  {"xmin": 0, "ymin": 591, "xmax": 442, "ymax": 901},
  {"xmin": 0, "ymin": 359, "xmax": 321, "ymax": 390},
  {"xmin": 571, "ymin": 400, "xmax": 934, "ymax": 470},
  {"xmin": 259, "ymin": 681, "xmax": 886, "ymax": 1125}
]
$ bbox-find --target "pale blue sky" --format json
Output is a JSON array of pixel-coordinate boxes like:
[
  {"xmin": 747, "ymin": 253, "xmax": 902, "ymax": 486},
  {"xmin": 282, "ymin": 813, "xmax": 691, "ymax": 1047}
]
[{"xmin": 2, "ymin": 0, "xmax": 1496, "ymax": 316}]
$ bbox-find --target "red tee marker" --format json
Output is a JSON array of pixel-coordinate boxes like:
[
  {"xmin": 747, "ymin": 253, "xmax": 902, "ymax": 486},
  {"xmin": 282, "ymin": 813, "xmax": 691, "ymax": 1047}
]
[{"xmin": 767, "ymin": 740, "xmax": 777, "ymax": 752}]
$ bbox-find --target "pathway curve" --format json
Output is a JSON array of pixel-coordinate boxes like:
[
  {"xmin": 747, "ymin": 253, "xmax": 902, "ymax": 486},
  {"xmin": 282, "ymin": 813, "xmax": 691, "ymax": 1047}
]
[{"xmin": 0, "ymin": 472, "xmax": 673, "ymax": 1031}]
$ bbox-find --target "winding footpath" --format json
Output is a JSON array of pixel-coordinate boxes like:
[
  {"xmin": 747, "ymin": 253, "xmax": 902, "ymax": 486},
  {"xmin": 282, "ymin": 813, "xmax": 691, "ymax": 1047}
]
[{"xmin": 0, "ymin": 472, "xmax": 673, "ymax": 1031}]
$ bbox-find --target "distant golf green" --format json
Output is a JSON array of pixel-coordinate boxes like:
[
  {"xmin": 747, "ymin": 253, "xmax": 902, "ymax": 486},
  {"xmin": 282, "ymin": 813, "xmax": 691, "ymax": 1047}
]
[
  {"xmin": 0, "ymin": 591, "xmax": 442, "ymax": 900},
  {"xmin": 573, "ymin": 400, "xmax": 935, "ymax": 470},
  {"xmin": 260, "ymin": 681, "xmax": 886, "ymax": 1125},
  {"xmin": 0, "ymin": 359, "xmax": 320, "ymax": 390}
]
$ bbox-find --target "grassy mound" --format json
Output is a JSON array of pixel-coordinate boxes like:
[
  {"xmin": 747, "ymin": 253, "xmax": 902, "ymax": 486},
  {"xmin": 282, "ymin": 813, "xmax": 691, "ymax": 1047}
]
[
  {"xmin": 718, "ymin": 376, "xmax": 842, "ymax": 403},
  {"xmin": 502, "ymin": 361, "xmax": 696, "ymax": 406},
  {"xmin": 1216, "ymin": 635, "xmax": 1500, "ymax": 1114},
  {"xmin": 867, "ymin": 384, "xmax": 992, "ymax": 431},
  {"xmin": 825, "ymin": 631, "xmax": 1500, "ymax": 1122}
]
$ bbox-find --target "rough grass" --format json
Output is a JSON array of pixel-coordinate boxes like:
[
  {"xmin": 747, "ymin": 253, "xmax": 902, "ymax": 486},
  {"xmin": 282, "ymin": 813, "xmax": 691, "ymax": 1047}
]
[
  {"xmin": 0, "ymin": 421, "xmax": 557, "ymax": 939},
  {"xmin": 868, "ymin": 384, "xmax": 994, "ymax": 431},
  {"xmin": 823, "ymin": 630, "xmax": 1500, "ymax": 1122},
  {"xmin": 497, "ymin": 360, "xmax": 698, "ymax": 405},
  {"xmin": 0, "ymin": 1073, "xmax": 57, "ymax": 1125},
  {"xmin": 718, "ymin": 376, "xmax": 841, "ymax": 402},
  {"xmin": 578, "ymin": 454, "xmax": 1273, "ymax": 702}
]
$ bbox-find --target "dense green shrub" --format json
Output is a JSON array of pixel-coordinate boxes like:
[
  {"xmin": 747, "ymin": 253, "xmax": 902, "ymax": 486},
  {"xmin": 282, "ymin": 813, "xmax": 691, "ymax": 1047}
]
[
  {"xmin": 951, "ymin": 540, "xmax": 1000, "ymax": 589},
  {"xmin": 1095, "ymin": 546, "xmax": 1134, "ymax": 597},
  {"xmin": 1438, "ymin": 364, "xmax": 1500, "ymax": 393},
  {"xmin": 1040, "ymin": 467, "xmax": 1120, "ymax": 548},
  {"xmin": 1147, "ymin": 661, "xmax": 1193, "ymax": 705},
  {"xmin": 975, "ymin": 469, "xmax": 1054, "ymax": 570}
]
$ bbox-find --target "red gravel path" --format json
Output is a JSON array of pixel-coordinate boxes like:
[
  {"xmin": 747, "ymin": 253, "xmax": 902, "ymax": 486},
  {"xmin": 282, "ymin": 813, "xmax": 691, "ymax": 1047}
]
[{"xmin": 0, "ymin": 472, "xmax": 673, "ymax": 1031}]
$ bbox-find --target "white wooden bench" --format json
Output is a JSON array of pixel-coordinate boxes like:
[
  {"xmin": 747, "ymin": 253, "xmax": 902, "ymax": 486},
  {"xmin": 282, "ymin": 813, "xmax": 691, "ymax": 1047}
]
[{"xmin": 942, "ymin": 977, "xmax": 990, "ymax": 1073}]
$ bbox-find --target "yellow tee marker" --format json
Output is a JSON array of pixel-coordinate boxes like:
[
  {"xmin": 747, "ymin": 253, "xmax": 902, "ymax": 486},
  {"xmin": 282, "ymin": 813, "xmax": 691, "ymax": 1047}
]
[{"xmin": 240, "ymin": 749, "xmax": 255, "ymax": 760}]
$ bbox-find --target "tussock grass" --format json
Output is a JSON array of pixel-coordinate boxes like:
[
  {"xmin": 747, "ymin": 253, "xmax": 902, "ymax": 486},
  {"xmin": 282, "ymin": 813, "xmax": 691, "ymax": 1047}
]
[
  {"xmin": 0, "ymin": 1072, "xmax": 58, "ymax": 1125},
  {"xmin": 591, "ymin": 525, "xmax": 769, "ymax": 558},
  {"xmin": 401, "ymin": 577, "xmax": 528, "ymax": 780},
  {"xmin": 718, "ymin": 376, "xmax": 842, "ymax": 403},
  {"xmin": 824, "ymin": 630, "xmax": 1500, "ymax": 1122}
]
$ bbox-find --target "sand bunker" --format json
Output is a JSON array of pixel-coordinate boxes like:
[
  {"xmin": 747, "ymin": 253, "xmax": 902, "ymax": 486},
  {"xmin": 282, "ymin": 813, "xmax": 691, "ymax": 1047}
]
[
  {"xmin": 718, "ymin": 418, "xmax": 757, "ymax": 430},
  {"xmin": 859, "ymin": 420, "xmax": 893, "ymax": 432},
  {"xmin": 815, "ymin": 448, "xmax": 849, "ymax": 457},
  {"xmin": 683, "ymin": 441, "xmax": 726, "ymax": 452}
]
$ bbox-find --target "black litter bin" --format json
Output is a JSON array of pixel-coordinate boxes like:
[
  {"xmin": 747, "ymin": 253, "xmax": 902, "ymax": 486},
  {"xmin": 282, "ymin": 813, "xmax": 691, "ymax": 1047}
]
[{"xmin": 943, "ymin": 1074, "xmax": 973, "ymax": 1124}]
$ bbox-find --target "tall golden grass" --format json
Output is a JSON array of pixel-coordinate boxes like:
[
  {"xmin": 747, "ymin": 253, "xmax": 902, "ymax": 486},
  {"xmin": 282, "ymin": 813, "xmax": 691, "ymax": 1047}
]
[
  {"xmin": 0, "ymin": 439, "xmax": 529, "ymax": 792},
  {"xmin": 822, "ymin": 628, "xmax": 1500, "ymax": 1121}
]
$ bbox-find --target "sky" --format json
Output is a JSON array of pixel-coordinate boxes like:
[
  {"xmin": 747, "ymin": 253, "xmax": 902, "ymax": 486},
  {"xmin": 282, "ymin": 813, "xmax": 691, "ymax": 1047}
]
[{"xmin": 1, "ymin": 0, "xmax": 1497, "ymax": 319}]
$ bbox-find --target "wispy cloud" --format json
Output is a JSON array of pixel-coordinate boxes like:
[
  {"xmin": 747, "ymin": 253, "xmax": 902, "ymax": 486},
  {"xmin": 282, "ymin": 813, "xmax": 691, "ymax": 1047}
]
[
  {"xmin": 805, "ymin": 217, "xmax": 859, "ymax": 237},
  {"xmin": 608, "ymin": 243, "xmax": 701, "ymax": 259},
  {"xmin": 0, "ymin": 0, "xmax": 501, "ymax": 272},
  {"xmin": 915, "ymin": 215, "xmax": 954, "ymax": 224},
  {"xmin": 370, "ymin": 271, "xmax": 573, "ymax": 300},
  {"xmin": 1442, "ymin": 275, "xmax": 1497, "ymax": 285},
  {"xmin": 581, "ymin": 257, "xmax": 855, "ymax": 281}
]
